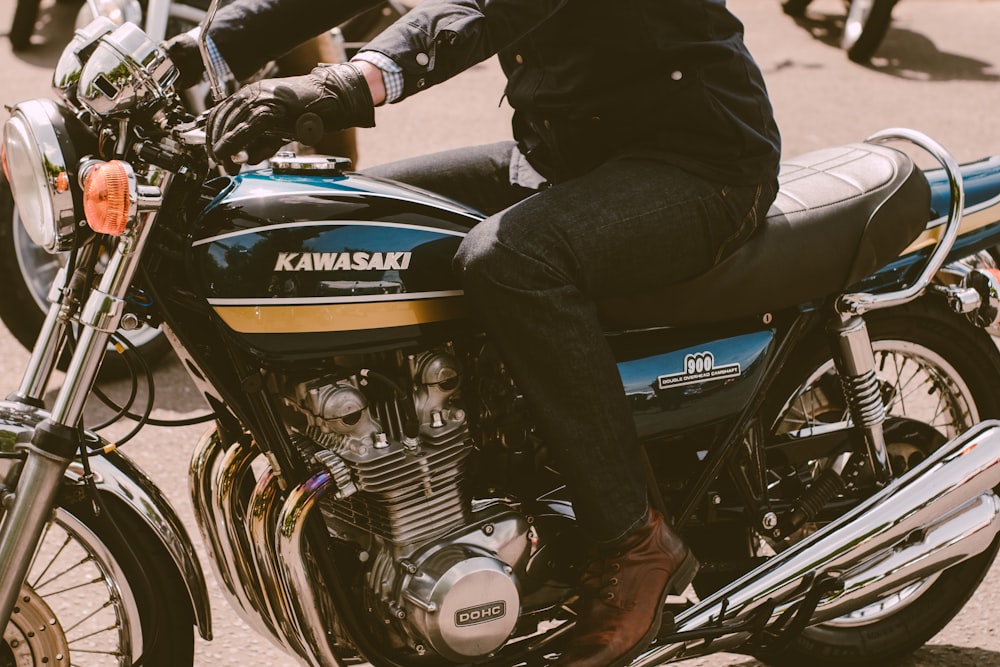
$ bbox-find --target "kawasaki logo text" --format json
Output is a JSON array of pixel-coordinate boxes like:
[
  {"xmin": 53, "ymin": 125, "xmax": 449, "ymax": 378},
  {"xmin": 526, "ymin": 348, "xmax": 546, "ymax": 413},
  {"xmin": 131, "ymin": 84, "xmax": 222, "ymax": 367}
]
[{"xmin": 274, "ymin": 251, "xmax": 412, "ymax": 272}]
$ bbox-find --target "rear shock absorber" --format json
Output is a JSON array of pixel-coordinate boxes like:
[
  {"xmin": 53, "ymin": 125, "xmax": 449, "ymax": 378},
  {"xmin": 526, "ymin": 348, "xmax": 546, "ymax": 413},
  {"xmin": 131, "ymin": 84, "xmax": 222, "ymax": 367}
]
[{"xmin": 829, "ymin": 314, "xmax": 892, "ymax": 485}]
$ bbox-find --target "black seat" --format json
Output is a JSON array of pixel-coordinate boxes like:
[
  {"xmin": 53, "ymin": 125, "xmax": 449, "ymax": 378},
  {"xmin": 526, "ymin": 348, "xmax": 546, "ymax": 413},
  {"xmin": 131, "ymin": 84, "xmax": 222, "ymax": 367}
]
[{"xmin": 600, "ymin": 142, "xmax": 931, "ymax": 329}]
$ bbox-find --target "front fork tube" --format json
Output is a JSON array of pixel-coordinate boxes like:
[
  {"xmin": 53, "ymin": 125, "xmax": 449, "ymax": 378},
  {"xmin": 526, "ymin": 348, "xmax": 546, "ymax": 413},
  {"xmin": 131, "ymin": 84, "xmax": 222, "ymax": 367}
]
[
  {"xmin": 14, "ymin": 297, "xmax": 69, "ymax": 404},
  {"xmin": 0, "ymin": 187, "xmax": 163, "ymax": 623},
  {"xmin": 11, "ymin": 243, "xmax": 102, "ymax": 406},
  {"xmin": 830, "ymin": 314, "xmax": 893, "ymax": 485}
]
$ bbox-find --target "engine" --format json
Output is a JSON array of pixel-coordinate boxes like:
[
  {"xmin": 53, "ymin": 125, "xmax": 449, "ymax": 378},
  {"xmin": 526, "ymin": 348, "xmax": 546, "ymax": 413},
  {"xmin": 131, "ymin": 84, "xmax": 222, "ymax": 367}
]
[{"xmin": 279, "ymin": 347, "xmax": 534, "ymax": 661}]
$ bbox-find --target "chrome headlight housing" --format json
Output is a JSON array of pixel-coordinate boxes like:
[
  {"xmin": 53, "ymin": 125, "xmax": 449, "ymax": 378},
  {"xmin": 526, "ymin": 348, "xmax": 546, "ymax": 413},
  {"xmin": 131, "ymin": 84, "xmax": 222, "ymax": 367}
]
[
  {"xmin": 53, "ymin": 17, "xmax": 118, "ymax": 106},
  {"xmin": 2, "ymin": 99, "xmax": 81, "ymax": 252},
  {"xmin": 77, "ymin": 21, "xmax": 177, "ymax": 116}
]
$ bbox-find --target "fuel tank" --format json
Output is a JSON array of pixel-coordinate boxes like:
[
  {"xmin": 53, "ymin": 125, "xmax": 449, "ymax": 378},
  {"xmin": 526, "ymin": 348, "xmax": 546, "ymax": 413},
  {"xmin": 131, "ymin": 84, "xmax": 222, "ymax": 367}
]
[{"xmin": 190, "ymin": 160, "xmax": 484, "ymax": 357}]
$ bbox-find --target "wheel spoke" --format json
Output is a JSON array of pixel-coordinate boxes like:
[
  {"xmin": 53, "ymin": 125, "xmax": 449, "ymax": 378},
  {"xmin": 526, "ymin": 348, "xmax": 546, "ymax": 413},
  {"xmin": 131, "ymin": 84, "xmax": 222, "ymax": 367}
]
[
  {"xmin": 774, "ymin": 335, "xmax": 982, "ymax": 631},
  {"xmin": 33, "ymin": 554, "xmax": 96, "ymax": 592},
  {"xmin": 28, "ymin": 529, "xmax": 72, "ymax": 588}
]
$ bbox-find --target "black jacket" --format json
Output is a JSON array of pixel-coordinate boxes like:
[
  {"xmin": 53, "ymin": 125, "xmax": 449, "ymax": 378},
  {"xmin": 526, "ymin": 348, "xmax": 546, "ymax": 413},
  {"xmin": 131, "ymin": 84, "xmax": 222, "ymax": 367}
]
[
  {"xmin": 210, "ymin": 0, "xmax": 780, "ymax": 185},
  {"xmin": 360, "ymin": 0, "xmax": 780, "ymax": 184}
]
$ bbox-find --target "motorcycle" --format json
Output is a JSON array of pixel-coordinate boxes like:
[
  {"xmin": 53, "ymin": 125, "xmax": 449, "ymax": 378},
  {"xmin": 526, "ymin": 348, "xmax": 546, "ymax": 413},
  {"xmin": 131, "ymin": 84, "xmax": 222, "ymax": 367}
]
[
  {"xmin": 1, "ymin": 0, "xmax": 403, "ymax": 376},
  {"xmin": 5, "ymin": 9, "xmax": 1000, "ymax": 667},
  {"xmin": 783, "ymin": 0, "xmax": 900, "ymax": 63}
]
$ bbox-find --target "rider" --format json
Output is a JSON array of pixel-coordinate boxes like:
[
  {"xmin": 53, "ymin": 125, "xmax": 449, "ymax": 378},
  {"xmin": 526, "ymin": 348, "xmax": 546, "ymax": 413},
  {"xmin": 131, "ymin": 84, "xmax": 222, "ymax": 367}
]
[{"xmin": 172, "ymin": 2, "xmax": 782, "ymax": 665}]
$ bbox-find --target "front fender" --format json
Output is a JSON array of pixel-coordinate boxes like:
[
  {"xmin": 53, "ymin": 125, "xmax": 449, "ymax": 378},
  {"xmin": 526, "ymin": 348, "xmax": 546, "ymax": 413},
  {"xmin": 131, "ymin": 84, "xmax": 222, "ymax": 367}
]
[
  {"xmin": 0, "ymin": 401, "xmax": 212, "ymax": 640},
  {"xmin": 66, "ymin": 451, "xmax": 213, "ymax": 640}
]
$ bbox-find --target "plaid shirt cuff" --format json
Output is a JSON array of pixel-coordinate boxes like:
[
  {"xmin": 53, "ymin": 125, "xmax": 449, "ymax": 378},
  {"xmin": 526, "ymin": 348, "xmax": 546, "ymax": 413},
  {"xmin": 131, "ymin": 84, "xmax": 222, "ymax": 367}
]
[{"xmin": 351, "ymin": 51, "xmax": 404, "ymax": 103}]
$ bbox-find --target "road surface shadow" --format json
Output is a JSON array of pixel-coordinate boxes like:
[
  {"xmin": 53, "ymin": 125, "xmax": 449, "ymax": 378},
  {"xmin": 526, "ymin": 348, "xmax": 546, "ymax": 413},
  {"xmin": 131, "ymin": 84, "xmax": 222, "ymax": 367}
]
[
  {"xmin": 3, "ymin": 0, "xmax": 81, "ymax": 67},
  {"xmin": 787, "ymin": 10, "xmax": 999, "ymax": 82},
  {"xmin": 685, "ymin": 644, "xmax": 1000, "ymax": 666},
  {"xmin": 900, "ymin": 645, "xmax": 1000, "ymax": 666}
]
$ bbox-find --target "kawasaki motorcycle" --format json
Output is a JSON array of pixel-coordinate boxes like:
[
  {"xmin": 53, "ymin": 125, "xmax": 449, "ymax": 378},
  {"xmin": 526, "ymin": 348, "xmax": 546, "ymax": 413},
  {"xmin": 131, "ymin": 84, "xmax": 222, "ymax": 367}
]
[{"xmin": 7, "ymin": 13, "xmax": 1000, "ymax": 667}]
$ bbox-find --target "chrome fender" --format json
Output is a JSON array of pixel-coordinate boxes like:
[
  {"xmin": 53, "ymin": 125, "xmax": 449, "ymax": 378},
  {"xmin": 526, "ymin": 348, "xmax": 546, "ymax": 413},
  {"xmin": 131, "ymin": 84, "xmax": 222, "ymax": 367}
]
[
  {"xmin": 0, "ymin": 401, "xmax": 212, "ymax": 640},
  {"xmin": 66, "ymin": 451, "xmax": 213, "ymax": 640}
]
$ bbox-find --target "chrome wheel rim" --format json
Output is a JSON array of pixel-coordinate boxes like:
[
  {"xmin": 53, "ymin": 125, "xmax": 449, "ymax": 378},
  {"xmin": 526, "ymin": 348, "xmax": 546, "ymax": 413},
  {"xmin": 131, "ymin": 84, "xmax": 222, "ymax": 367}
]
[
  {"xmin": 6, "ymin": 508, "xmax": 144, "ymax": 665},
  {"xmin": 773, "ymin": 339, "xmax": 978, "ymax": 627}
]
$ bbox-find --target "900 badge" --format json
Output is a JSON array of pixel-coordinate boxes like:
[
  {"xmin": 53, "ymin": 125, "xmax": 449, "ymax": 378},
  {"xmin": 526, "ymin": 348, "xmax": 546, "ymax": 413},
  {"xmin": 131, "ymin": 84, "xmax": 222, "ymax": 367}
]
[{"xmin": 657, "ymin": 351, "xmax": 741, "ymax": 389}]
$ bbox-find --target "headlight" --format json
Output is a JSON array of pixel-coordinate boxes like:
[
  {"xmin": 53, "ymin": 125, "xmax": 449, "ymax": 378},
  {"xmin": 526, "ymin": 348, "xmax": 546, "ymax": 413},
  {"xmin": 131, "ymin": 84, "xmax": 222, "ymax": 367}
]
[{"xmin": 2, "ymin": 99, "xmax": 80, "ymax": 252}]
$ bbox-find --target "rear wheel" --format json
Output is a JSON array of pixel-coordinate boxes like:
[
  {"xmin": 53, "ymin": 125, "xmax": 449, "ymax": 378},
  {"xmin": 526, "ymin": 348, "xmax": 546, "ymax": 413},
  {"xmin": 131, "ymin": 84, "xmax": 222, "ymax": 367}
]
[
  {"xmin": 2, "ymin": 496, "xmax": 195, "ymax": 666},
  {"xmin": 761, "ymin": 299, "xmax": 1000, "ymax": 666}
]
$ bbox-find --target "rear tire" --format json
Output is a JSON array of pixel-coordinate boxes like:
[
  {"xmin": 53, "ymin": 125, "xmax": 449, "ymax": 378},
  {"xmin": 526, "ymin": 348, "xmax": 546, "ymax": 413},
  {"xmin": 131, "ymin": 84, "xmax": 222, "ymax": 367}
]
[{"xmin": 761, "ymin": 299, "xmax": 1000, "ymax": 666}]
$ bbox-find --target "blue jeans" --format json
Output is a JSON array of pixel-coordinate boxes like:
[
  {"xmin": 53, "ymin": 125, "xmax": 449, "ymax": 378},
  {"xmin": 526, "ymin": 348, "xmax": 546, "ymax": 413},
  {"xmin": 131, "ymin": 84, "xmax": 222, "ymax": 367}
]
[{"xmin": 364, "ymin": 141, "xmax": 776, "ymax": 544}]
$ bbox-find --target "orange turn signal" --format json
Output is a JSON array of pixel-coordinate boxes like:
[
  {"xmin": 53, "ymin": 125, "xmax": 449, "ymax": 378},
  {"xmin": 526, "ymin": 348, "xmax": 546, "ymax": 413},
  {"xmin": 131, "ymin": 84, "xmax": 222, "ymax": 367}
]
[{"xmin": 83, "ymin": 160, "xmax": 131, "ymax": 236}]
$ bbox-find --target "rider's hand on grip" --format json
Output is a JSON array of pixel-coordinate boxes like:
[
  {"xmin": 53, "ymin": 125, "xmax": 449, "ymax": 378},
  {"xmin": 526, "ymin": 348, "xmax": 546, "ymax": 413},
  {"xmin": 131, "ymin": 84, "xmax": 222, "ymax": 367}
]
[{"xmin": 205, "ymin": 63, "xmax": 375, "ymax": 175}]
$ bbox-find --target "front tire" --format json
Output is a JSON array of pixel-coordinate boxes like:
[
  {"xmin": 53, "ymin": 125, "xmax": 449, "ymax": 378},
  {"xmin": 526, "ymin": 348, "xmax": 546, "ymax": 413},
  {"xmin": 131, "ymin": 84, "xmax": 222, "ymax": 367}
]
[
  {"xmin": 762, "ymin": 299, "xmax": 1000, "ymax": 667},
  {"xmin": 3, "ymin": 495, "xmax": 195, "ymax": 666},
  {"xmin": 0, "ymin": 171, "xmax": 171, "ymax": 378}
]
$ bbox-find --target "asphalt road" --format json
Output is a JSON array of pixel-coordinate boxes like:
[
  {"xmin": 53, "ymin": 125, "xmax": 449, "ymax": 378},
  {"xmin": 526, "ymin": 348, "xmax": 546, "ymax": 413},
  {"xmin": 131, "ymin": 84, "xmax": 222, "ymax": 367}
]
[{"xmin": 1, "ymin": 0, "xmax": 1000, "ymax": 665}]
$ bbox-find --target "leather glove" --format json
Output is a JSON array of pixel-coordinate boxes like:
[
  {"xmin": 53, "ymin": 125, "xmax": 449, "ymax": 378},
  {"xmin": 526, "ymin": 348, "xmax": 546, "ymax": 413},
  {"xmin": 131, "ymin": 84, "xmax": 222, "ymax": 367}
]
[
  {"xmin": 162, "ymin": 32, "xmax": 205, "ymax": 90},
  {"xmin": 206, "ymin": 63, "xmax": 375, "ymax": 174}
]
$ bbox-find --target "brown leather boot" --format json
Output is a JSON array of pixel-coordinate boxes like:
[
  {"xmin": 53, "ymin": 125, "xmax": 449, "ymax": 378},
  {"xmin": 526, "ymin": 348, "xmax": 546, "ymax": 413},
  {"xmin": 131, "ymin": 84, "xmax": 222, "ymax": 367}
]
[{"xmin": 555, "ymin": 508, "xmax": 698, "ymax": 667}]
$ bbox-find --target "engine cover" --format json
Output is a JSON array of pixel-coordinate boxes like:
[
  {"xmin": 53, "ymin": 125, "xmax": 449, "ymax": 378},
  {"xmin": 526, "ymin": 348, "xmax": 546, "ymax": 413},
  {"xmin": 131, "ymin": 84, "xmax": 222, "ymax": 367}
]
[{"xmin": 401, "ymin": 544, "xmax": 519, "ymax": 662}]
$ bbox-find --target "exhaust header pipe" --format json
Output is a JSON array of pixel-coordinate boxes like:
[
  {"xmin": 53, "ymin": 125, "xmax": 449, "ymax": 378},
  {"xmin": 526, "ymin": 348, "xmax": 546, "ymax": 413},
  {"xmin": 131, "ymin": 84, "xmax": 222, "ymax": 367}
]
[{"xmin": 637, "ymin": 420, "xmax": 1000, "ymax": 664}]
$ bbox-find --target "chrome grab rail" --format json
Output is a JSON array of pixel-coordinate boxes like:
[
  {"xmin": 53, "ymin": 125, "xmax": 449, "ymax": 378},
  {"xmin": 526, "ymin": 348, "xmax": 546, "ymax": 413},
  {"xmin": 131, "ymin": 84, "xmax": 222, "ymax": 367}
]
[{"xmin": 839, "ymin": 128, "xmax": 965, "ymax": 316}]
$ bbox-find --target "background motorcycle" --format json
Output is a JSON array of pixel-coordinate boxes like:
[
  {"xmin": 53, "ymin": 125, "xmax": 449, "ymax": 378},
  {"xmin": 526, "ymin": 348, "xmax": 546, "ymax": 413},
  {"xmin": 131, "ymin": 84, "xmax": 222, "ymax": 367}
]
[
  {"xmin": 5, "ymin": 12, "xmax": 1000, "ymax": 667},
  {"xmin": 783, "ymin": 0, "xmax": 900, "ymax": 63},
  {"xmin": 0, "ymin": 0, "xmax": 403, "ymax": 376}
]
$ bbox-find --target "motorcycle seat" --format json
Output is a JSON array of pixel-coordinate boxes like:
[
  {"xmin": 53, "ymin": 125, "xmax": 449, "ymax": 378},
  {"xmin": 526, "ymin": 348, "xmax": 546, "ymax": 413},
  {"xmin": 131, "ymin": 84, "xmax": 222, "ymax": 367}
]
[{"xmin": 599, "ymin": 142, "xmax": 931, "ymax": 329}]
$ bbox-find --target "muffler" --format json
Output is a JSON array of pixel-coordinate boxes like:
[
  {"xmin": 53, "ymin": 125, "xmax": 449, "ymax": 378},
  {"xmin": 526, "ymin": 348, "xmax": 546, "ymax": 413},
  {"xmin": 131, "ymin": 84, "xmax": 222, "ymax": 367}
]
[{"xmin": 636, "ymin": 419, "xmax": 1000, "ymax": 665}]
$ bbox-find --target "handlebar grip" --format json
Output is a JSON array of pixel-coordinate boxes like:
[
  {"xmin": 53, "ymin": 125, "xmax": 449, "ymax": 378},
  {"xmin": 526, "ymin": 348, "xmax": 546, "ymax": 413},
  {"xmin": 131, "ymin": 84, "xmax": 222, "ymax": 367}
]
[{"xmin": 295, "ymin": 112, "xmax": 325, "ymax": 147}]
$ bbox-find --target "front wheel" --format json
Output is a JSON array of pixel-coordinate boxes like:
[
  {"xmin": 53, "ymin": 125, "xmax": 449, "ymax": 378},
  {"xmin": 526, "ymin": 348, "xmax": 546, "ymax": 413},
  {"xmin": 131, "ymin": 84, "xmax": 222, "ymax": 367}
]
[
  {"xmin": 841, "ymin": 0, "xmax": 897, "ymax": 63},
  {"xmin": 2, "ymin": 496, "xmax": 195, "ymax": 666},
  {"xmin": 0, "ymin": 171, "xmax": 171, "ymax": 378},
  {"xmin": 762, "ymin": 299, "xmax": 1000, "ymax": 667}
]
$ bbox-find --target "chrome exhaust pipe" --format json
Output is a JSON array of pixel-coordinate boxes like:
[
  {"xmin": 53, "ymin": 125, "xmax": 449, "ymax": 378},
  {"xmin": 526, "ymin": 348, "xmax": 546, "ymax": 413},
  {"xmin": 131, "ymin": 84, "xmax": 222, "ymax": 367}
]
[
  {"xmin": 636, "ymin": 420, "xmax": 1000, "ymax": 665},
  {"xmin": 191, "ymin": 427, "xmax": 330, "ymax": 665},
  {"xmin": 191, "ymin": 429, "xmax": 302, "ymax": 655}
]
